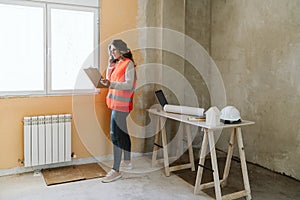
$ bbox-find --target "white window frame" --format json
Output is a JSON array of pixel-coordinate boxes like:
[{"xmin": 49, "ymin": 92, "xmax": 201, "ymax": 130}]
[
  {"xmin": 46, "ymin": 4, "xmax": 99, "ymax": 94},
  {"xmin": 0, "ymin": 0, "xmax": 99, "ymax": 97},
  {"xmin": 12, "ymin": 0, "xmax": 99, "ymax": 8},
  {"xmin": 0, "ymin": 0, "xmax": 47, "ymax": 97}
]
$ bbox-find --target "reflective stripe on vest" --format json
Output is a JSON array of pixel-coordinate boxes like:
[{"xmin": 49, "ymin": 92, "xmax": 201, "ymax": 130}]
[
  {"xmin": 108, "ymin": 93, "xmax": 133, "ymax": 102},
  {"xmin": 106, "ymin": 58, "xmax": 136, "ymax": 112}
]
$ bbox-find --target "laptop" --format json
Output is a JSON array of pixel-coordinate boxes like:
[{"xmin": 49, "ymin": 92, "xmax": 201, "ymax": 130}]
[
  {"xmin": 155, "ymin": 90, "xmax": 168, "ymax": 108},
  {"xmin": 83, "ymin": 67, "xmax": 108, "ymax": 88}
]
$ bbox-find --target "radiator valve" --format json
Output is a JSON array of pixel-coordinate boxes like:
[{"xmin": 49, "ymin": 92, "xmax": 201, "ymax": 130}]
[
  {"xmin": 71, "ymin": 152, "xmax": 77, "ymax": 158},
  {"xmin": 18, "ymin": 159, "xmax": 24, "ymax": 165}
]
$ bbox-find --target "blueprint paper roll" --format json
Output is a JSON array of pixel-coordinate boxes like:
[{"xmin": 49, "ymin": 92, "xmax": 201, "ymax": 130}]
[{"xmin": 163, "ymin": 105, "xmax": 205, "ymax": 116}]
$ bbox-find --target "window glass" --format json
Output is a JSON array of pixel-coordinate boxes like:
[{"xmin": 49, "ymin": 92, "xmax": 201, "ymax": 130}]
[
  {"xmin": 0, "ymin": 3, "xmax": 44, "ymax": 93},
  {"xmin": 50, "ymin": 8, "xmax": 96, "ymax": 91},
  {"xmin": 0, "ymin": 1, "xmax": 98, "ymax": 96}
]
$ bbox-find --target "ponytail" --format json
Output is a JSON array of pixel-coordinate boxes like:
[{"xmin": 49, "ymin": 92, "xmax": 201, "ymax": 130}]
[{"xmin": 122, "ymin": 51, "xmax": 135, "ymax": 64}]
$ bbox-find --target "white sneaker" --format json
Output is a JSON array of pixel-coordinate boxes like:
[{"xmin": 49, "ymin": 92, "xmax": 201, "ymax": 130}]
[
  {"xmin": 120, "ymin": 161, "xmax": 133, "ymax": 170},
  {"xmin": 101, "ymin": 169, "xmax": 122, "ymax": 183}
]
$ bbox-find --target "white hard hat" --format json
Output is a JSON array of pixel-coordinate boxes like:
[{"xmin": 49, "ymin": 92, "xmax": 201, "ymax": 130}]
[{"xmin": 220, "ymin": 106, "xmax": 241, "ymax": 122}]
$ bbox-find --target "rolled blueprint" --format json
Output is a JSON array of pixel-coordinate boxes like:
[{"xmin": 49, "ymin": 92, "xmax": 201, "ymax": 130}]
[{"xmin": 163, "ymin": 105, "xmax": 205, "ymax": 116}]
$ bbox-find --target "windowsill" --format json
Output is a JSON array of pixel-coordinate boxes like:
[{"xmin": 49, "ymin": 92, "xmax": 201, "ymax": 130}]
[{"xmin": 0, "ymin": 91, "xmax": 105, "ymax": 99}]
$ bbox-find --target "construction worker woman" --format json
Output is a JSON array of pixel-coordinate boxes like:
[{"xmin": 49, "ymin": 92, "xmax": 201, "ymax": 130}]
[{"xmin": 100, "ymin": 39, "xmax": 136, "ymax": 183}]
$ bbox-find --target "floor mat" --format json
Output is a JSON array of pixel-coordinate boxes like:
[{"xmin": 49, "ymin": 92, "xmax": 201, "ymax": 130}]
[{"xmin": 42, "ymin": 163, "xmax": 106, "ymax": 186}]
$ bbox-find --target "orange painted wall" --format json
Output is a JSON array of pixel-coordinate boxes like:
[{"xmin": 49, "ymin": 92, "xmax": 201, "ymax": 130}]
[
  {"xmin": 0, "ymin": 0, "xmax": 139, "ymax": 170},
  {"xmin": 100, "ymin": 0, "xmax": 138, "ymax": 41},
  {"xmin": 0, "ymin": 96, "xmax": 88, "ymax": 169},
  {"xmin": 0, "ymin": 93, "xmax": 114, "ymax": 170},
  {"xmin": 99, "ymin": 0, "xmax": 140, "ymax": 73},
  {"xmin": 100, "ymin": 0, "xmax": 143, "ymax": 153}
]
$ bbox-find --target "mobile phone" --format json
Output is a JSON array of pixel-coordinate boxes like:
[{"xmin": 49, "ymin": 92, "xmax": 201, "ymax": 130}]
[{"xmin": 112, "ymin": 59, "xmax": 118, "ymax": 63}]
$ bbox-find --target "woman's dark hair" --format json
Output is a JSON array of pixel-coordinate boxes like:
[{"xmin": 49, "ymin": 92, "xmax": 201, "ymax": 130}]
[{"xmin": 122, "ymin": 51, "xmax": 135, "ymax": 63}]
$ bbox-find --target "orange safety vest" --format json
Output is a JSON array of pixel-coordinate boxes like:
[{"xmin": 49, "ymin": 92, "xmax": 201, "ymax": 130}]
[{"xmin": 106, "ymin": 58, "xmax": 136, "ymax": 112}]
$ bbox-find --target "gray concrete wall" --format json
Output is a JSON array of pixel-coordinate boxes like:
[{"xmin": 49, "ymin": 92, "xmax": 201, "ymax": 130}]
[
  {"xmin": 137, "ymin": 0, "xmax": 213, "ymax": 156},
  {"xmin": 184, "ymin": 0, "xmax": 211, "ymax": 147},
  {"xmin": 211, "ymin": 0, "xmax": 300, "ymax": 180},
  {"xmin": 138, "ymin": 0, "xmax": 300, "ymax": 180},
  {"xmin": 136, "ymin": 0, "xmax": 163, "ymax": 153},
  {"xmin": 161, "ymin": 0, "xmax": 186, "ymax": 156},
  {"xmin": 185, "ymin": 0, "xmax": 211, "ymax": 110},
  {"xmin": 159, "ymin": 0, "xmax": 212, "ymax": 155},
  {"xmin": 137, "ymin": 0, "xmax": 206, "ymax": 154}
]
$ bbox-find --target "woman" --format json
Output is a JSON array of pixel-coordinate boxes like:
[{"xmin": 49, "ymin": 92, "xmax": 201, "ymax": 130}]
[{"xmin": 101, "ymin": 39, "xmax": 136, "ymax": 183}]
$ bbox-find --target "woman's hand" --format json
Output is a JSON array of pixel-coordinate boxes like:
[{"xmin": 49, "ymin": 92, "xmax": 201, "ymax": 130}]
[
  {"xmin": 100, "ymin": 78, "xmax": 110, "ymax": 87},
  {"xmin": 108, "ymin": 56, "xmax": 117, "ymax": 67}
]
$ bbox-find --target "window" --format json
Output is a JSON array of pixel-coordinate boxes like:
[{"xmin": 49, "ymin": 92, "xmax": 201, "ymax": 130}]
[
  {"xmin": 0, "ymin": 2, "xmax": 45, "ymax": 94},
  {"xmin": 48, "ymin": 4, "xmax": 98, "ymax": 93},
  {"xmin": 0, "ymin": 0, "xmax": 99, "ymax": 96}
]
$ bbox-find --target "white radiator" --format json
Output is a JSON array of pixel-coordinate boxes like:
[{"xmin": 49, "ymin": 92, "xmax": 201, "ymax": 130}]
[{"xmin": 23, "ymin": 114, "xmax": 72, "ymax": 167}]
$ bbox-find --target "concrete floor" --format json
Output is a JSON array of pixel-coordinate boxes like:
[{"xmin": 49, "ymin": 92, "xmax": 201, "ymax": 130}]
[
  {"xmin": 0, "ymin": 157, "xmax": 212, "ymax": 200},
  {"xmin": 0, "ymin": 154, "xmax": 299, "ymax": 200},
  {"xmin": 174, "ymin": 150, "xmax": 300, "ymax": 200}
]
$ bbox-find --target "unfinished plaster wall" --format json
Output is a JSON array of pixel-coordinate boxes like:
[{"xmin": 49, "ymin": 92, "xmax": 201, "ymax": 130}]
[
  {"xmin": 211, "ymin": 0, "xmax": 300, "ymax": 180},
  {"xmin": 136, "ymin": 0, "xmax": 163, "ymax": 153},
  {"xmin": 137, "ymin": 0, "xmax": 187, "ymax": 154},
  {"xmin": 185, "ymin": 0, "xmax": 212, "ymax": 147},
  {"xmin": 161, "ymin": 0, "xmax": 186, "ymax": 155},
  {"xmin": 140, "ymin": 0, "xmax": 212, "ymax": 152}
]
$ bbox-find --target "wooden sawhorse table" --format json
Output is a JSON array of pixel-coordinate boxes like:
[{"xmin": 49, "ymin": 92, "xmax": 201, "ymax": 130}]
[
  {"xmin": 148, "ymin": 109, "xmax": 254, "ymax": 200},
  {"xmin": 150, "ymin": 109, "xmax": 195, "ymax": 176},
  {"xmin": 194, "ymin": 123, "xmax": 254, "ymax": 200}
]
